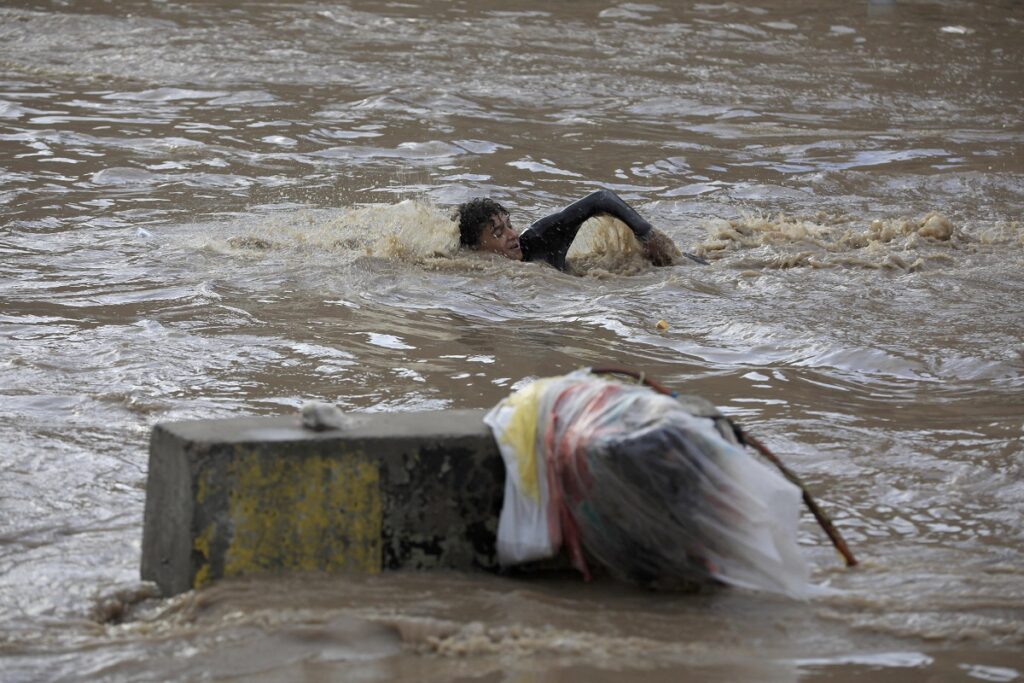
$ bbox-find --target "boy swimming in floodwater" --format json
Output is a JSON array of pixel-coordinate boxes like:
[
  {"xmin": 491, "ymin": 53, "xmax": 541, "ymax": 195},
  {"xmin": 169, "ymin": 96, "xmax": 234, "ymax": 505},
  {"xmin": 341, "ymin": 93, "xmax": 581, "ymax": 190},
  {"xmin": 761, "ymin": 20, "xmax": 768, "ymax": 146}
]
[{"xmin": 454, "ymin": 189, "xmax": 707, "ymax": 271}]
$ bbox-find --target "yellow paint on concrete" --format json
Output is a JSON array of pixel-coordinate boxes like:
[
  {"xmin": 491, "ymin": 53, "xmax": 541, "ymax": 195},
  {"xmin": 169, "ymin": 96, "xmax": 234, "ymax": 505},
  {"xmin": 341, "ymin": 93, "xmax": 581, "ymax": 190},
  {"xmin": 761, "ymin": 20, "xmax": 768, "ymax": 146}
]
[
  {"xmin": 195, "ymin": 471, "xmax": 208, "ymax": 505},
  {"xmin": 192, "ymin": 523, "xmax": 214, "ymax": 589},
  {"xmin": 219, "ymin": 447, "xmax": 382, "ymax": 580}
]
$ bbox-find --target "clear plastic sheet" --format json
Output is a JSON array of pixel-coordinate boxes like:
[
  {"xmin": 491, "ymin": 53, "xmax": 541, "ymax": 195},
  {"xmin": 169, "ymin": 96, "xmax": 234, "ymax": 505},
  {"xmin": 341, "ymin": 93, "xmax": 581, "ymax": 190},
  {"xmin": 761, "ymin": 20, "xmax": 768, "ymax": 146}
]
[{"xmin": 485, "ymin": 371, "xmax": 810, "ymax": 596}]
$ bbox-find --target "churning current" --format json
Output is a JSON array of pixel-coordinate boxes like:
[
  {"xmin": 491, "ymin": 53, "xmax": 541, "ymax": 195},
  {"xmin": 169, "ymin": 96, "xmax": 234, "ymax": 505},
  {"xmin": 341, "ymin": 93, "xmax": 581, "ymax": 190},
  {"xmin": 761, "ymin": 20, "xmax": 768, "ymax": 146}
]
[{"xmin": 1, "ymin": 1, "xmax": 1022, "ymax": 681}]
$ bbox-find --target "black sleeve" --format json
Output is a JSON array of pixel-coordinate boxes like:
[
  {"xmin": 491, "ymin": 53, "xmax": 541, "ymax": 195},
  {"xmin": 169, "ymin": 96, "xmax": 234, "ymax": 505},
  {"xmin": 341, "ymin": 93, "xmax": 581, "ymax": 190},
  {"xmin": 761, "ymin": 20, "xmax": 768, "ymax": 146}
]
[{"xmin": 519, "ymin": 189, "xmax": 653, "ymax": 271}]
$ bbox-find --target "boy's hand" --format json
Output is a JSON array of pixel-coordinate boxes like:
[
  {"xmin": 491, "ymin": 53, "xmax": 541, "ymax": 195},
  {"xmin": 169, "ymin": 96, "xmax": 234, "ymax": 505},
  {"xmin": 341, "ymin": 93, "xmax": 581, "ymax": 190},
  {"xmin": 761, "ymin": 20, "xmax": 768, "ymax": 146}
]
[{"xmin": 642, "ymin": 229, "xmax": 680, "ymax": 266}]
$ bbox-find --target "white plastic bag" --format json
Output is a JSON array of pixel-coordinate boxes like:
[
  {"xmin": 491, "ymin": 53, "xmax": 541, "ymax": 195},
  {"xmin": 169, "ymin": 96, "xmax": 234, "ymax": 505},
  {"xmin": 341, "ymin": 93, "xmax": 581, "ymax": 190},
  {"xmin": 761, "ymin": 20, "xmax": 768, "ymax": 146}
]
[
  {"xmin": 484, "ymin": 378, "xmax": 559, "ymax": 565},
  {"xmin": 485, "ymin": 371, "xmax": 810, "ymax": 597}
]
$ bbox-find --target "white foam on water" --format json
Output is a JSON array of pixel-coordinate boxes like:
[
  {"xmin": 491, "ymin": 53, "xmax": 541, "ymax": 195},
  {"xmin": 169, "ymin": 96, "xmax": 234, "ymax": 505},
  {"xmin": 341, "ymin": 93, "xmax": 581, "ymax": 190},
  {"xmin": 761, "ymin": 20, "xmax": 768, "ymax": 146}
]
[{"xmin": 691, "ymin": 210, "xmax": 1024, "ymax": 271}]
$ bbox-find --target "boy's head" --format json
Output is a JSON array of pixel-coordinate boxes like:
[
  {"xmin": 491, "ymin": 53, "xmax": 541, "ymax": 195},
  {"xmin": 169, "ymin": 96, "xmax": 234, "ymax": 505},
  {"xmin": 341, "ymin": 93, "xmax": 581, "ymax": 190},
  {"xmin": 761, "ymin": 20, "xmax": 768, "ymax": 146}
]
[{"xmin": 453, "ymin": 198, "xmax": 522, "ymax": 260}]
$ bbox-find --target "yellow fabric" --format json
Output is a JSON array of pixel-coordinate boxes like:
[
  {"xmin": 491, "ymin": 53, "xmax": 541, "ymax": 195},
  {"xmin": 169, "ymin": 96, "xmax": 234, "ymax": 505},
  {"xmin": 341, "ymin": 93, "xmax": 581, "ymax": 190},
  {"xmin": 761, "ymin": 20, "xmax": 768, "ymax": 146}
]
[{"xmin": 498, "ymin": 378, "xmax": 554, "ymax": 503}]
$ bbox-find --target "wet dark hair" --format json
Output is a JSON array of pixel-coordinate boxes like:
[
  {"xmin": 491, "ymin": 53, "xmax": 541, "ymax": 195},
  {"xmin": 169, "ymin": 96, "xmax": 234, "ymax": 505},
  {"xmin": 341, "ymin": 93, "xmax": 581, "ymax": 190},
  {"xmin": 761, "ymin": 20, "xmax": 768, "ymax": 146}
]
[{"xmin": 453, "ymin": 198, "xmax": 508, "ymax": 248}]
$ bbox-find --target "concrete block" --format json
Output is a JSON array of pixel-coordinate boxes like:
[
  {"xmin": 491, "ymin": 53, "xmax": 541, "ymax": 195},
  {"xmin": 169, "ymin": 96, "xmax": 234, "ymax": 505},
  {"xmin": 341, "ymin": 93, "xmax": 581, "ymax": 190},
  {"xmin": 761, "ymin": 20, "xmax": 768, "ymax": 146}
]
[{"xmin": 141, "ymin": 409, "xmax": 504, "ymax": 597}]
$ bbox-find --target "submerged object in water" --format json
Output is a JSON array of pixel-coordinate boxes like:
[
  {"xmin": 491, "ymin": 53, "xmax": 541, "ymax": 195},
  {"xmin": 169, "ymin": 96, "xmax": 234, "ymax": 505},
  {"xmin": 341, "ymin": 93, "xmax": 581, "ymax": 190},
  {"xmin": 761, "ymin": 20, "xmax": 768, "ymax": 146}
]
[{"xmin": 485, "ymin": 369, "xmax": 832, "ymax": 596}]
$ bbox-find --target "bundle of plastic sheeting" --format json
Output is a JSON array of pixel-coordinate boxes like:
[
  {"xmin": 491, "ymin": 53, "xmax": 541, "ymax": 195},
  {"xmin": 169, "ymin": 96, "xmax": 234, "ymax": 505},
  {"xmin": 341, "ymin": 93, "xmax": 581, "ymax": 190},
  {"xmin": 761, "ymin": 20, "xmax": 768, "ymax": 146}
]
[{"xmin": 484, "ymin": 370, "xmax": 810, "ymax": 597}]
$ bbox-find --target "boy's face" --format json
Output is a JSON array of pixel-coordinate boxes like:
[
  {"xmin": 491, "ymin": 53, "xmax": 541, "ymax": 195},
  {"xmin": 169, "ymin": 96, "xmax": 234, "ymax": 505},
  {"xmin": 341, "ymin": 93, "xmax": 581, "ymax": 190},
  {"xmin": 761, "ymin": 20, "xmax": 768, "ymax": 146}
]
[{"xmin": 476, "ymin": 212, "xmax": 522, "ymax": 261}]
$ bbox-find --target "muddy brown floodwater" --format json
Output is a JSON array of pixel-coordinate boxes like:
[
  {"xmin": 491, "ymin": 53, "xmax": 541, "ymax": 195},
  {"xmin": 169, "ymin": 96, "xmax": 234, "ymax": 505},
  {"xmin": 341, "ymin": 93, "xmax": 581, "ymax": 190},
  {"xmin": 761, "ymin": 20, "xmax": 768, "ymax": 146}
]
[{"xmin": 1, "ymin": 0, "xmax": 1022, "ymax": 681}]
